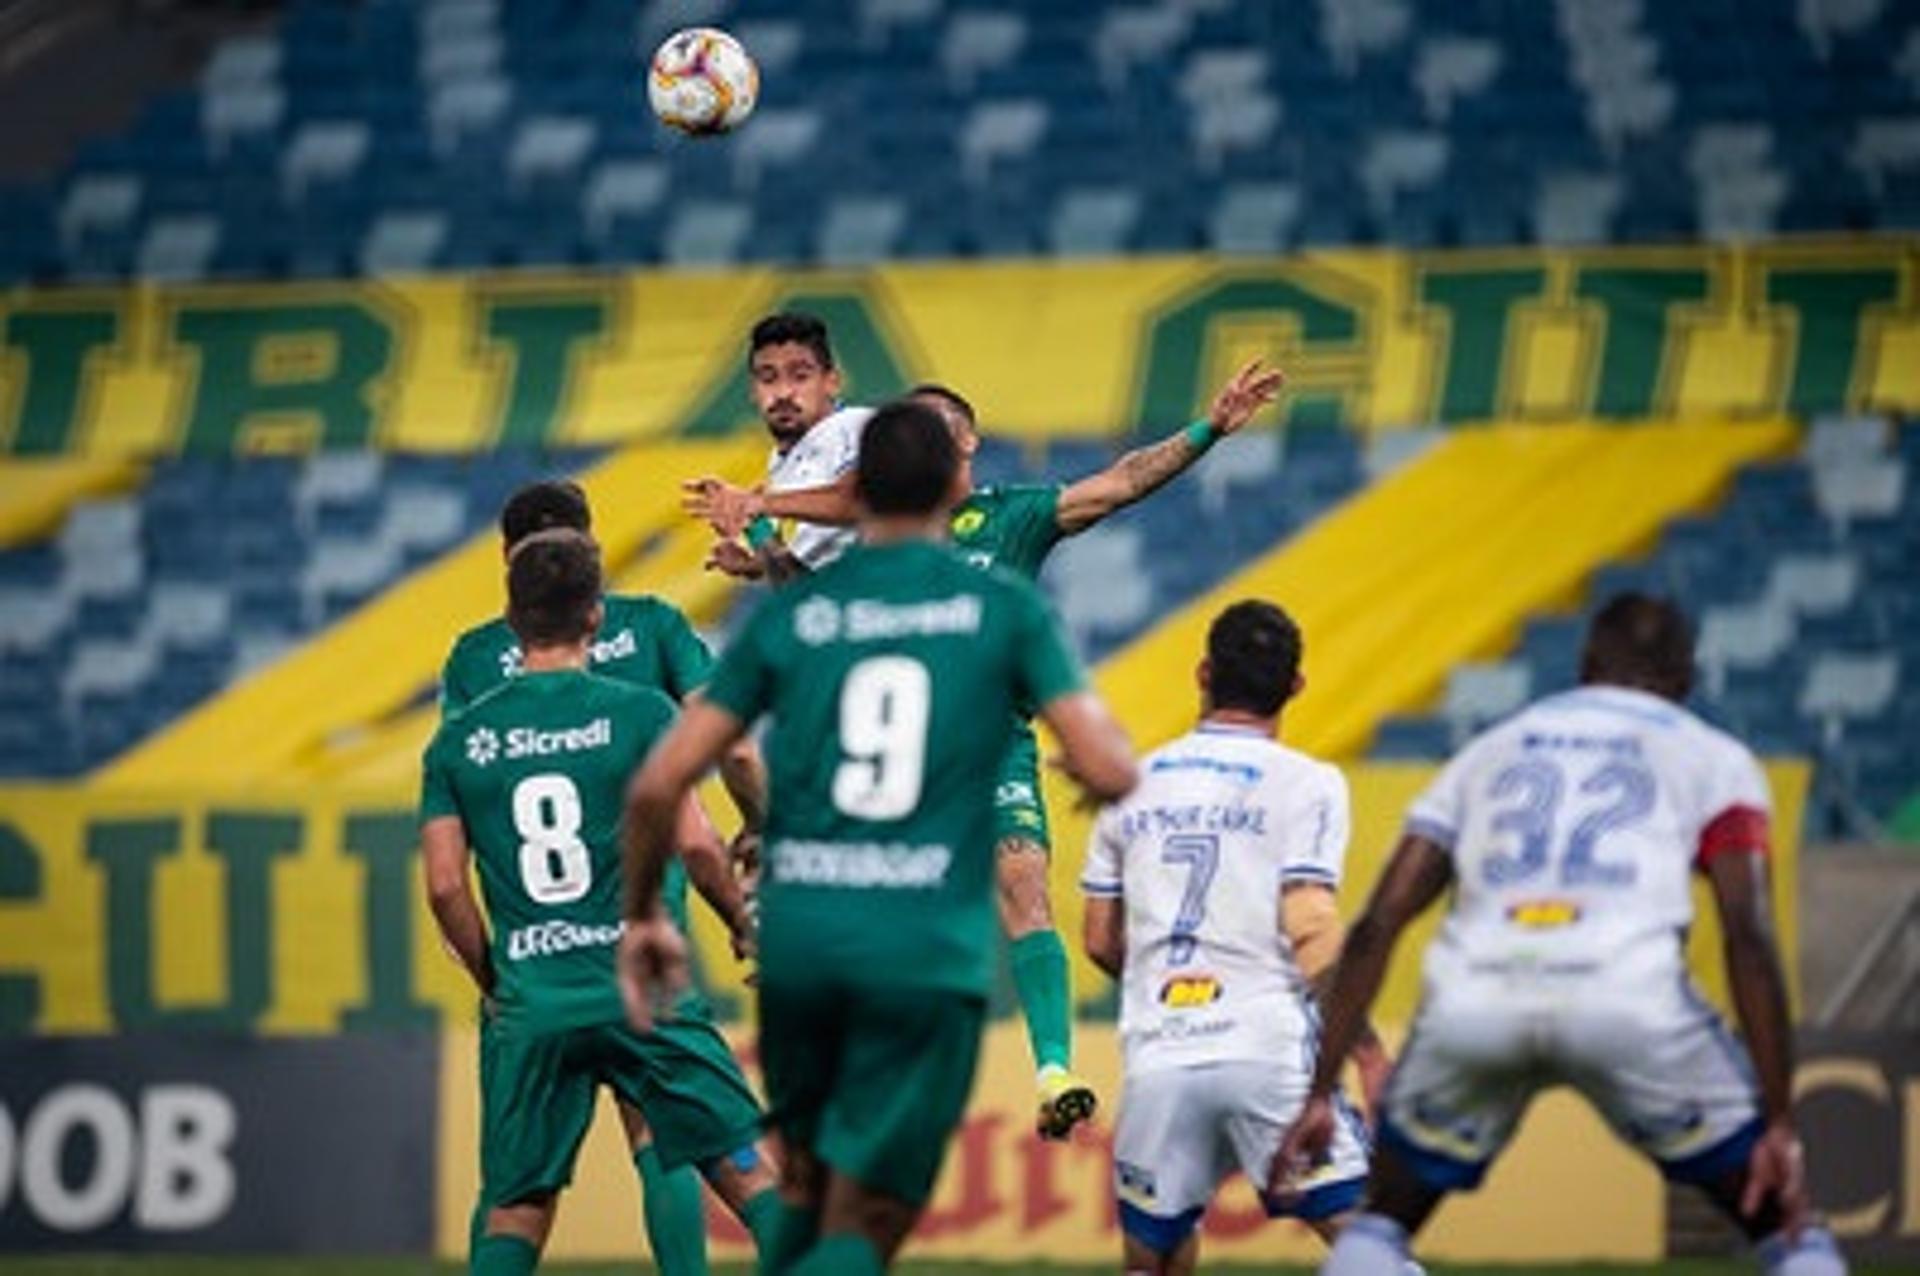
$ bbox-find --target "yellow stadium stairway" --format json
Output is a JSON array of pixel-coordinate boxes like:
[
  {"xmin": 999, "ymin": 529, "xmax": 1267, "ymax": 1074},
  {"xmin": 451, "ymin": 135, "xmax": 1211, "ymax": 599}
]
[
  {"xmin": 1082, "ymin": 419, "xmax": 1796, "ymax": 762},
  {"xmin": 94, "ymin": 438, "xmax": 764, "ymax": 789},
  {"xmin": 0, "ymin": 457, "xmax": 144, "ymax": 548}
]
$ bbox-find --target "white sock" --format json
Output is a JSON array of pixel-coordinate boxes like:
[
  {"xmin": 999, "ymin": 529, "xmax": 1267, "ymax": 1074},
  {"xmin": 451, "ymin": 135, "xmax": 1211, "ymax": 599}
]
[
  {"xmin": 1758, "ymin": 1225, "xmax": 1847, "ymax": 1276},
  {"xmin": 1322, "ymin": 1213, "xmax": 1412, "ymax": 1276}
]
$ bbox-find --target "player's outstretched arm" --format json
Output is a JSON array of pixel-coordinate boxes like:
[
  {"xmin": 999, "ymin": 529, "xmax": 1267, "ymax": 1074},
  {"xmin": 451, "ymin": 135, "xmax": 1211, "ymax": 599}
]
[
  {"xmin": 675, "ymin": 791, "xmax": 756, "ymax": 958},
  {"xmin": 1038, "ymin": 691, "xmax": 1138, "ymax": 804},
  {"xmin": 621, "ymin": 700, "xmax": 748, "ymax": 1028},
  {"xmin": 1054, "ymin": 360, "xmax": 1285, "ymax": 534},
  {"xmin": 420, "ymin": 816, "xmax": 495, "ymax": 999},
  {"xmin": 1283, "ymin": 882, "xmax": 1392, "ymax": 1109},
  {"xmin": 1706, "ymin": 849, "xmax": 1810, "ymax": 1233},
  {"xmin": 683, "ymin": 475, "xmax": 860, "ymax": 537}
]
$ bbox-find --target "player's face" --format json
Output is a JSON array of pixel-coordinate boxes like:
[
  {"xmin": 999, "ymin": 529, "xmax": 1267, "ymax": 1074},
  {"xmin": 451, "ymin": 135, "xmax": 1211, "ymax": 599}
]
[{"xmin": 749, "ymin": 343, "xmax": 840, "ymax": 446}]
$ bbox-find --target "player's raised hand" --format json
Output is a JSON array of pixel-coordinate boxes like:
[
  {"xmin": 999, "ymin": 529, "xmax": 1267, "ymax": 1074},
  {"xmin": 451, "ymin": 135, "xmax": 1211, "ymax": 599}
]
[
  {"xmin": 1207, "ymin": 360, "xmax": 1287, "ymax": 437},
  {"xmin": 1741, "ymin": 1119, "xmax": 1811, "ymax": 1239},
  {"xmin": 683, "ymin": 477, "xmax": 760, "ymax": 538},
  {"xmin": 1268, "ymin": 1092, "xmax": 1337, "ymax": 1203},
  {"xmin": 705, "ymin": 539, "xmax": 766, "ymax": 579},
  {"xmin": 618, "ymin": 914, "xmax": 690, "ymax": 1034}
]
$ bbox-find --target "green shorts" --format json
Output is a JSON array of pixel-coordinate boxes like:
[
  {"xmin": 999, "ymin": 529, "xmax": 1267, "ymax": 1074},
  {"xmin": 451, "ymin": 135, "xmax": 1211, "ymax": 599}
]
[
  {"xmin": 993, "ymin": 725, "xmax": 1051, "ymax": 852},
  {"xmin": 758, "ymin": 981, "xmax": 987, "ymax": 1206},
  {"xmin": 480, "ymin": 1012, "xmax": 764, "ymax": 1205}
]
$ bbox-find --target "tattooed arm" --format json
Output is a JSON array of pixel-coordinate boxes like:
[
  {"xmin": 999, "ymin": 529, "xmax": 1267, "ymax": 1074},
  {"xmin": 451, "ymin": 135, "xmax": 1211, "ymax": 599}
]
[{"xmin": 1053, "ymin": 361, "xmax": 1285, "ymax": 534}]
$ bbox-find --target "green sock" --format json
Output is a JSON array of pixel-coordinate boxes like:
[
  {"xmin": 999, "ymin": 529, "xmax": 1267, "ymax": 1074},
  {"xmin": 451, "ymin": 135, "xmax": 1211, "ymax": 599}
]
[
  {"xmin": 1009, "ymin": 929, "xmax": 1073, "ymax": 1072},
  {"xmin": 758, "ymin": 1199, "xmax": 818, "ymax": 1276},
  {"xmin": 738, "ymin": 1186, "xmax": 783, "ymax": 1256},
  {"xmin": 635, "ymin": 1145, "xmax": 709, "ymax": 1276},
  {"xmin": 788, "ymin": 1233, "xmax": 885, "ymax": 1276},
  {"xmin": 471, "ymin": 1233, "xmax": 538, "ymax": 1276}
]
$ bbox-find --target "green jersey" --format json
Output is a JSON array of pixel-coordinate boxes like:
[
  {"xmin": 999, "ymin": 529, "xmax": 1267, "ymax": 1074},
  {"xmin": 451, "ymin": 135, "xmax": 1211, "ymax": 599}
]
[
  {"xmin": 422, "ymin": 671, "xmax": 676, "ymax": 1033},
  {"xmin": 439, "ymin": 593, "xmax": 712, "ymax": 934},
  {"xmin": 950, "ymin": 483, "xmax": 1067, "ymax": 726},
  {"xmin": 439, "ymin": 593, "xmax": 714, "ymax": 714},
  {"xmin": 704, "ymin": 540, "xmax": 1085, "ymax": 997},
  {"xmin": 948, "ymin": 483, "xmax": 1064, "ymax": 581}
]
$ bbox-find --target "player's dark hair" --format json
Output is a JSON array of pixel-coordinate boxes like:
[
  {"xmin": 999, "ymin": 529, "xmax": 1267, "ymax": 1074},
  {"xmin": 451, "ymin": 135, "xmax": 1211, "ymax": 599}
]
[
  {"xmin": 856, "ymin": 399, "xmax": 959, "ymax": 516},
  {"xmin": 1206, "ymin": 600, "xmax": 1303, "ymax": 717},
  {"xmin": 507, "ymin": 529, "xmax": 602, "ymax": 648},
  {"xmin": 749, "ymin": 312, "xmax": 835, "ymax": 370},
  {"xmin": 1580, "ymin": 592, "xmax": 1695, "ymax": 702},
  {"xmin": 909, "ymin": 382, "xmax": 976, "ymax": 429},
  {"xmin": 500, "ymin": 479, "xmax": 590, "ymax": 550}
]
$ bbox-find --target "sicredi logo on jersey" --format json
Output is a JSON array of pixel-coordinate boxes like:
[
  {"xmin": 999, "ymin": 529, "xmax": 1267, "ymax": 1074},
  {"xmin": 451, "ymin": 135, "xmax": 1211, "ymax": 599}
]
[
  {"xmin": 500, "ymin": 629, "xmax": 638, "ymax": 677},
  {"xmin": 792, "ymin": 595, "xmax": 983, "ymax": 647},
  {"xmin": 464, "ymin": 718, "xmax": 612, "ymax": 767}
]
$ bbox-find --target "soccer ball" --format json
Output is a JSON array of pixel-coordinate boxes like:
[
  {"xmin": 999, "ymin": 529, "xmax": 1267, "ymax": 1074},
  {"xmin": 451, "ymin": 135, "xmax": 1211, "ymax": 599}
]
[{"xmin": 647, "ymin": 27, "xmax": 758, "ymax": 137}]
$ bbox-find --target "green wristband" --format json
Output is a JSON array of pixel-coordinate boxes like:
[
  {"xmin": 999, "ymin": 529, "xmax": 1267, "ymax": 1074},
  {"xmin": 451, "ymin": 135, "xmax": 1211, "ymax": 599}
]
[
  {"xmin": 745, "ymin": 516, "xmax": 778, "ymax": 549},
  {"xmin": 1183, "ymin": 419, "xmax": 1220, "ymax": 452}
]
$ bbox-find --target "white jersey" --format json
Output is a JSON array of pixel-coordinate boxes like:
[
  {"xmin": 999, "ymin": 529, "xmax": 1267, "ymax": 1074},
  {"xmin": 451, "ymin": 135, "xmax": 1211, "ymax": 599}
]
[
  {"xmin": 765, "ymin": 405, "xmax": 871, "ymax": 570},
  {"xmin": 1407, "ymin": 685, "xmax": 1772, "ymax": 995},
  {"xmin": 1082, "ymin": 723, "xmax": 1350, "ymax": 1075}
]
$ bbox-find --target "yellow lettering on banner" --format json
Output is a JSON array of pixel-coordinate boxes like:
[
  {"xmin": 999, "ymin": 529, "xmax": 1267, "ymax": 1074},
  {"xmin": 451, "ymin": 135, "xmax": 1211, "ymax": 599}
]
[
  {"xmin": 1795, "ymin": 1058, "xmax": 1892, "ymax": 1236},
  {"xmin": 1511, "ymin": 301, "xmax": 1588, "ymax": 418}
]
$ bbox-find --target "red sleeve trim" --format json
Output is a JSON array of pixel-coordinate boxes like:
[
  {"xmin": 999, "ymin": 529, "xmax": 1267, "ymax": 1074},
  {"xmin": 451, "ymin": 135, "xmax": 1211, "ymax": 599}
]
[{"xmin": 1696, "ymin": 804, "xmax": 1771, "ymax": 869}]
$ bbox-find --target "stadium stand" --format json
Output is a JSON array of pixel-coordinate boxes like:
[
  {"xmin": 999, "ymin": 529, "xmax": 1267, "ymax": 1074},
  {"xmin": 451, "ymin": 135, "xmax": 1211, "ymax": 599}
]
[
  {"xmin": 1370, "ymin": 416, "xmax": 1920, "ymax": 840},
  {"xmin": 0, "ymin": 448, "xmax": 598, "ymax": 776},
  {"xmin": 4, "ymin": 0, "xmax": 1919, "ymax": 282},
  {"xmin": 0, "ymin": 430, "xmax": 1361, "ymax": 780}
]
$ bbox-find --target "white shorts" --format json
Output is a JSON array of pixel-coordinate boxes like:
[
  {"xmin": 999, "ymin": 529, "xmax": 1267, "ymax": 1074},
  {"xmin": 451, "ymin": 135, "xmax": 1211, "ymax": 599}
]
[
  {"xmin": 1381, "ymin": 976, "xmax": 1762, "ymax": 1191},
  {"xmin": 1113, "ymin": 1059, "xmax": 1370, "ymax": 1254}
]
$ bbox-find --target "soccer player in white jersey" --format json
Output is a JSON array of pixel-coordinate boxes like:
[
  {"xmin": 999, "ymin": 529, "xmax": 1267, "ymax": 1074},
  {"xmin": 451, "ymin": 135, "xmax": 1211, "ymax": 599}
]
[
  {"xmin": 1082, "ymin": 601, "xmax": 1397, "ymax": 1276},
  {"xmin": 698, "ymin": 312, "xmax": 870, "ymax": 585},
  {"xmin": 1273, "ymin": 594, "xmax": 1845, "ymax": 1276}
]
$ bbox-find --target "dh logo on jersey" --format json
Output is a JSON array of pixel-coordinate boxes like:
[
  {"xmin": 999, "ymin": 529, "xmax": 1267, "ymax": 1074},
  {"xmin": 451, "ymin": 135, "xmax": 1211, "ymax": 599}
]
[
  {"xmin": 465, "ymin": 727, "xmax": 501, "ymax": 767},
  {"xmin": 793, "ymin": 597, "xmax": 842, "ymax": 646},
  {"xmin": 1506, "ymin": 899, "xmax": 1583, "ymax": 929},
  {"xmin": 1114, "ymin": 1159, "xmax": 1157, "ymax": 1206},
  {"xmin": 1158, "ymin": 974, "xmax": 1223, "ymax": 1008},
  {"xmin": 951, "ymin": 508, "xmax": 985, "ymax": 537}
]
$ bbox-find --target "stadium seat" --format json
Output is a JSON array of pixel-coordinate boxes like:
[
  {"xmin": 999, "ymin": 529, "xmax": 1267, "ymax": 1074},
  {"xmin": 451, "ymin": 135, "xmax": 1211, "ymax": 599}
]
[
  {"xmin": 1208, "ymin": 182, "xmax": 1302, "ymax": 253},
  {"xmin": 1443, "ymin": 661, "xmax": 1532, "ymax": 740},
  {"xmin": 959, "ymin": 100, "xmax": 1048, "ymax": 183},
  {"xmin": 817, "ymin": 195, "xmax": 908, "ymax": 265},
  {"xmin": 1049, "ymin": 187, "xmax": 1143, "ymax": 256},
  {"xmin": 940, "ymin": 12, "xmax": 1028, "ymax": 91},
  {"xmin": 508, "ymin": 116, "xmax": 597, "ymax": 190},
  {"xmin": 662, "ymin": 199, "xmax": 753, "ymax": 265},
  {"xmin": 360, "ymin": 211, "xmax": 450, "ymax": 274},
  {"xmin": 135, "ymin": 215, "xmax": 221, "ymax": 281},
  {"xmin": 1414, "ymin": 37, "xmax": 1502, "ymax": 122}
]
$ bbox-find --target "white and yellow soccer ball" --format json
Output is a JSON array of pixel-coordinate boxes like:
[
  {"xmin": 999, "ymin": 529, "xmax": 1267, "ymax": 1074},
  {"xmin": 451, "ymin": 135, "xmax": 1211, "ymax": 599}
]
[{"xmin": 647, "ymin": 27, "xmax": 758, "ymax": 136}]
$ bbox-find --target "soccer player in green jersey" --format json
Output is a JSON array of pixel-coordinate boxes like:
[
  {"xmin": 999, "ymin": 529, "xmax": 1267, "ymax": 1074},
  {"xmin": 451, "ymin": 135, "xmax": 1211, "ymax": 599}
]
[
  {"xmin": 684, "ymin": 355, "xmax": 1284, "ymax": 1138},
  {"xmin": 620, "ymin": 400, "xmax": 1139, "ymax": 1274},
  {"xmin": 422, "ymin": 530, "xmax": 783, "ymax": 1275},
  {"xmin": 435, "ymin": 484, "xmax": 773, "ymax": 1276}
]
